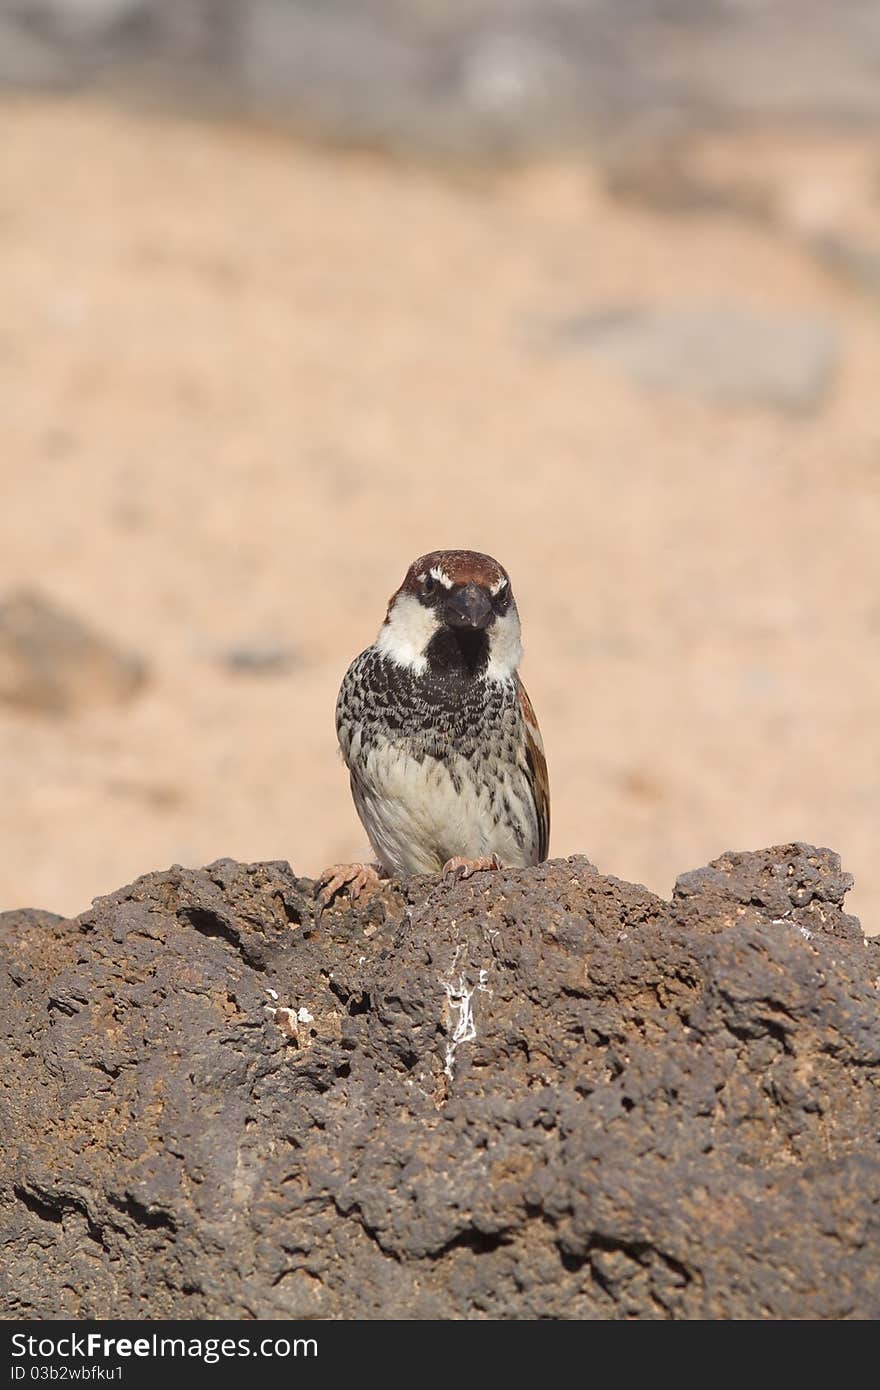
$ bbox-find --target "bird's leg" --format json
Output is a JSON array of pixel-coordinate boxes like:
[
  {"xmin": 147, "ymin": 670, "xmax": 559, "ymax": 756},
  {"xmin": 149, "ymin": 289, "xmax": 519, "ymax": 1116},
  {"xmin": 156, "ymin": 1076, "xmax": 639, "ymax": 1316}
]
[
  {"xmin": 315, "ymin": 861, "xmax": 384, "ymax": 911},
  {"xmin": 441, "ymin": 854, "xmax": 502, "ymax": 882}
]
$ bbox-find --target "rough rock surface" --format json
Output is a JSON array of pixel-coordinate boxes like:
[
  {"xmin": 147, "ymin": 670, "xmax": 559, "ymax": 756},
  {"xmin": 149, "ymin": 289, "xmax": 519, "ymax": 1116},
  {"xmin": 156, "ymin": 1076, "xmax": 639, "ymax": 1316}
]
[{"xmin": 1, "ymin": 844, "xmax": 878, "ymax": 1319}]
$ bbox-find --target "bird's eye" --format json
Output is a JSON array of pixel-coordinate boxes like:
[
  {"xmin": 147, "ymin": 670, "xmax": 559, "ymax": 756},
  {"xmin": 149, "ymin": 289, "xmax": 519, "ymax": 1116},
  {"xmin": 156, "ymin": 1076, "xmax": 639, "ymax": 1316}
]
[
  {"xmin": 422, "ymin": 574, "xmax": 437, "ymax": 597},
  {"xmin": 493, "ymin": 581, "xmax": 510, "ymax": 612}
]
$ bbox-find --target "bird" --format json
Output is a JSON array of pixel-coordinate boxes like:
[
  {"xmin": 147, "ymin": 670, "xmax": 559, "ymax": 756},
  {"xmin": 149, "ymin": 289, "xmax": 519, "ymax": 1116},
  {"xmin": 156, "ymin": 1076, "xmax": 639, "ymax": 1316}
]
[{"xmin": 317, "ymin": 549, "xmax": 549, "ymax": 907}]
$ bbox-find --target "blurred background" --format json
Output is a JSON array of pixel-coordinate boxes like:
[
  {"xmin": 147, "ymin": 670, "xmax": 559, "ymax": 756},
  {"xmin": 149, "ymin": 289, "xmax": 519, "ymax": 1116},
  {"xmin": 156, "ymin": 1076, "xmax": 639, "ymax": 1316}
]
[{"xmin": 1, "ymin": 0, "xmax": 879, "ymax": 927}]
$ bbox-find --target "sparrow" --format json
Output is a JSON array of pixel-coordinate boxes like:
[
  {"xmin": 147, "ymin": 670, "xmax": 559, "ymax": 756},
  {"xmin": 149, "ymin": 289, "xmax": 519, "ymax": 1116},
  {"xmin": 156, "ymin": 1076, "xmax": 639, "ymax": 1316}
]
[{"xmin": 317, "ymin": 549, "xmax": 549, "ymax": 905}]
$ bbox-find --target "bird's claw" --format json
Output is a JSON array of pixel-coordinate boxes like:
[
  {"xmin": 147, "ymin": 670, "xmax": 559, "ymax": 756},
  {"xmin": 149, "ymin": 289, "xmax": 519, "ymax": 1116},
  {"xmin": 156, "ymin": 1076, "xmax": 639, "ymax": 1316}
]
[
  {"xmin": 315, "ymin": 862, "xmax": 382, "ymax": 912},
  {"xmin": 441, "ymin": 854, "xmax": 502, "ymax": 882}
]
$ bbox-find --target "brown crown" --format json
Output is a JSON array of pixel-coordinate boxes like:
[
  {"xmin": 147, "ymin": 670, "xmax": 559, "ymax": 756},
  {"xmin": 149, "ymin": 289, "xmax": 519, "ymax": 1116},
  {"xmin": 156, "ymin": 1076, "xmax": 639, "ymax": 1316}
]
[{"xmin": 399, "ymin": 549, "xmax": 510, "ymax": 594}]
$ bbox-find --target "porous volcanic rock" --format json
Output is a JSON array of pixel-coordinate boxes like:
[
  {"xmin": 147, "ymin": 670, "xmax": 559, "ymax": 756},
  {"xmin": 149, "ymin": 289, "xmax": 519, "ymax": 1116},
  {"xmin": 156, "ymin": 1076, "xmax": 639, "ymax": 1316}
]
[{"xmin": 1, "ymin": 844, "xmax": 878, "ymax": 1319}]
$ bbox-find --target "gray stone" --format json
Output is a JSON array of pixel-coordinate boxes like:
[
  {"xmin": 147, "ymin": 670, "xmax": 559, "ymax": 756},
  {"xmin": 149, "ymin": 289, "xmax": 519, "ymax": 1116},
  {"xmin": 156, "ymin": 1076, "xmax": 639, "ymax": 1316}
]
[
  {"xmin": 810, "ymin": 234, "xmax": 880, "ymax": 305},
  {"xmin": 3, "ymin": 3, "xmax": 880, "ymax": 147},
  {"xmin": 10, "ymin": 0, "xmax": 148, "ymax": 42},
  {"xmin": 218, "ymin": 641, "xmax": 302, "ymax": 676},
  {"xmin": 551, "ymin": 305, "xmax": 839, "ymax": 412},
  {"xmin": 0, "ymin": 14, "xmax": 71, "ymax": 84}
]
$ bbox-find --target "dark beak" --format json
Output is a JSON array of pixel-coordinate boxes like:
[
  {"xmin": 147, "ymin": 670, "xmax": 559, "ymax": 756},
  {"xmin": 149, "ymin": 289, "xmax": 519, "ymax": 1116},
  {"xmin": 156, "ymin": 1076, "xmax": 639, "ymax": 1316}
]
[{"xmin": 445, "ymin": 582, "xmax": 492, "ymax": 630}]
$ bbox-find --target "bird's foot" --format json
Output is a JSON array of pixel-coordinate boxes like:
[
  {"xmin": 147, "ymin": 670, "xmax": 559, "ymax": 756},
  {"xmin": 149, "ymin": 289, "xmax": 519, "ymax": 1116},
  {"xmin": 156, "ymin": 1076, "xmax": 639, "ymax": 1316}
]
[
  {"xmin": 441, "ymin": 854, "xmax": 502, "ymax": 882},
  {"xmin": 315, "ymin": 862, "xmax": 383, "ymax": 912}
]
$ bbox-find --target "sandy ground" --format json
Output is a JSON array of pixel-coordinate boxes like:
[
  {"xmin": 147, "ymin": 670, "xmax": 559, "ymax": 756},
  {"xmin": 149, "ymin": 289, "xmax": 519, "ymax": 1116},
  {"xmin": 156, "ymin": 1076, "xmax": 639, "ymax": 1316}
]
[{"xmin": 1, "ymin": 97, "xmax": 879, "ymax": 928}]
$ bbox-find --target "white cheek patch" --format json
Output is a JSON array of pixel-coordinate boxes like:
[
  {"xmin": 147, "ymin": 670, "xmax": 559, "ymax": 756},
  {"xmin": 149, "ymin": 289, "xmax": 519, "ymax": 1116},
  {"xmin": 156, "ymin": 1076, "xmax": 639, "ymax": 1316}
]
[
  {"xmin": 375, "ymin": 591, "xmax": 438, "ymax": 672},
  {"xmin": 487, "ymin": 608, "xmax": 522, "ymax": 681}
]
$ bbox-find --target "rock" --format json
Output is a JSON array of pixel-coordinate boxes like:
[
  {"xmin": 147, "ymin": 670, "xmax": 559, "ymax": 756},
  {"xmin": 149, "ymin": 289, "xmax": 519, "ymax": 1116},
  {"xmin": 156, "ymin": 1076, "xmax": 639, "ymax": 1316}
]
[
  {"xmin": 0, "ymin": 908, "xmax": 67, "ymax": 937},
  {"xmin": 0, "ymin": 590, "xmax": 146, "ymax": 715},
  {"xmin": 809, "ymin": 234, "xmax": 880, "ymax": 305},
  {"xmin": 13, "ymin": 0, "xmax": 148, "ymax": 43},
  {"xmin": 4, "ymin": 3, "xmax": 880, "ymax": 148},
  {"xmin": 0, "ymin": 15, "xmax": 71, "ymax": 86},
  {"xmin": 218, "ymin": 641, "xmax": 302, "ymax": 676},
  {"xmin": 550, "ymin": 306, "xmax": 838, "ymax": 412},
  {"xmin": 1, "ymin": 842, "xmax": 878, "ymax": 1318}
]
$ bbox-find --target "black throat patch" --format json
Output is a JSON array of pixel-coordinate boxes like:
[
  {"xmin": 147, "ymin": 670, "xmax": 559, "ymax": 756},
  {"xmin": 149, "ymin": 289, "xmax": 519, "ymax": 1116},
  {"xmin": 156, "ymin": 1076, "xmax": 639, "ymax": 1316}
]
[{"xmin": 425, "ymin": 626, "xmax": 490, "ymax": 679}]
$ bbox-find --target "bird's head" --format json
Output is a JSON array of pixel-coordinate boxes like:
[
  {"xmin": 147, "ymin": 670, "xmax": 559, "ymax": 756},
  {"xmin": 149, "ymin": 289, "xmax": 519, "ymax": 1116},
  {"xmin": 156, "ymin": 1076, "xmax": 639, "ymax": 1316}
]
[{"xmin": 376, "ymin": 549, "xmax": 522, "ymax": 680}]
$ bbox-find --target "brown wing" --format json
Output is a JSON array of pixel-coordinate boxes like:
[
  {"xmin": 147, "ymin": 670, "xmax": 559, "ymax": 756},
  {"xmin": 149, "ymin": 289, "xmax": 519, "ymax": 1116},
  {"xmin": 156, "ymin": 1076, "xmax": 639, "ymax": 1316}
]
[{"xmin": 516, "ymin": 675, "xmax": 550, "ymax": 863}]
